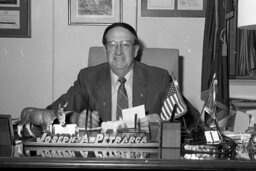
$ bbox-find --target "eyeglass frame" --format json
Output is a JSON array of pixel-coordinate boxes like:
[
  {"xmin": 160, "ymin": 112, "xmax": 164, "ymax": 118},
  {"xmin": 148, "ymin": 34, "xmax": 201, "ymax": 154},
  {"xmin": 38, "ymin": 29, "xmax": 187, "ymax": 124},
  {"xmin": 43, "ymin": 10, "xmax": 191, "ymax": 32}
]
[{"xmin": 105, "ymin": 40, "xmax": 135, "ymax": 51}]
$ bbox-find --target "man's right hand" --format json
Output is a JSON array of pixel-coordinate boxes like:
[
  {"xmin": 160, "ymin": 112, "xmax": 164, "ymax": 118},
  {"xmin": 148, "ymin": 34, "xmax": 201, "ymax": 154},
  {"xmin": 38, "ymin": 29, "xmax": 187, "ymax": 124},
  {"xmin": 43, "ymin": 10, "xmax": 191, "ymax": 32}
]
[{"xmin": 70, "ymin": 110, "xmax": 100, "ymax": 128}]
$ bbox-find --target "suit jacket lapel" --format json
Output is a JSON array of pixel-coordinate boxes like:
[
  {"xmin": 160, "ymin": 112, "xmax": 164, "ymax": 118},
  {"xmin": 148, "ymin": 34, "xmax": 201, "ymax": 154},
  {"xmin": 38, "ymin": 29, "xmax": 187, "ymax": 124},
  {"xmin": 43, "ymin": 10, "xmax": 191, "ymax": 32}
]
[
  {"xmin": 96, "ymin": 65, "xmax": 112, "ymax": 121},
  {"xmin": 96, "ymin": 62, "xmax": 147, "ymax": 121},
  {"xmin": 133, "ymin": 62, "xmax": 147, "ymax": 107}
]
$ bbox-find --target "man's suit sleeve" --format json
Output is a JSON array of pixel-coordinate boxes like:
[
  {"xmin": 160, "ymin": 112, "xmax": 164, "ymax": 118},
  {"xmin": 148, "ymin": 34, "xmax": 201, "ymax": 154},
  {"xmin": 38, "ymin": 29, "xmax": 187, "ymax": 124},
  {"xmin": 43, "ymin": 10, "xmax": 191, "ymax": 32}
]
[{"xmin": 46, "ymin": 69, "xmax": 88, "ymax": 113}]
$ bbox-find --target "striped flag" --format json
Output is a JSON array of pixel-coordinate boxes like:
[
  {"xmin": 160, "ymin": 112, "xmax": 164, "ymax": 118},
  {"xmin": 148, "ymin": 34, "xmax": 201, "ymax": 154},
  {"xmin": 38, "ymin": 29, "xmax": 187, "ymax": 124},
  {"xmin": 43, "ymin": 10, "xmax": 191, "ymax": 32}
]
[{"xmin": 160, "ymin": 74, "xmax": 187, "ymax": 121}]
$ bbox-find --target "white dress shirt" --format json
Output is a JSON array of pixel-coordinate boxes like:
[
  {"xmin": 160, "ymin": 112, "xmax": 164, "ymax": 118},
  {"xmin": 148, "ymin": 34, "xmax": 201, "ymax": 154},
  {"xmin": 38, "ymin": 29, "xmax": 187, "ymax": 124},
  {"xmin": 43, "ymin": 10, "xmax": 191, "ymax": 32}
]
[{"xmin": 111, "ymin": 69, "xmax": 133, "ymax": 120}]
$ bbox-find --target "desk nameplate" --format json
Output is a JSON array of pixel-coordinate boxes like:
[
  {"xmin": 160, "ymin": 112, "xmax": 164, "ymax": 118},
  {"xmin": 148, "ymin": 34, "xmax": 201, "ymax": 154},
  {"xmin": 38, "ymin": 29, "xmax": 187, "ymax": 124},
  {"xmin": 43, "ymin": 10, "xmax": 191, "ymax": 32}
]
[
  {"xmin": 23, "ymin": 141, "xmax": 159, "ymax": 148},
  {"xmin": 23, "ymin": 132, "xmax": 159, "ymax": 148}
]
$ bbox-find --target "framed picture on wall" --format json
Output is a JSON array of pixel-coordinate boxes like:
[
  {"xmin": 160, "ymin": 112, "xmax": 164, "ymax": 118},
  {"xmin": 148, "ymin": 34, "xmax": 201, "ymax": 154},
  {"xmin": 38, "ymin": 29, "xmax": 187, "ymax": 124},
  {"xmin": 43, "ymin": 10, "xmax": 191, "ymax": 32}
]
[
  {"xmin": 0, "ymin": 0, "xmax": 31, "ymax": 38},
  {"xmin": 68, "ymin": 0, "xmax": 123, "ymax": 25},
  {"xmin": 141, "ymin": 0, "xmax": 207, "ymax": 18}
]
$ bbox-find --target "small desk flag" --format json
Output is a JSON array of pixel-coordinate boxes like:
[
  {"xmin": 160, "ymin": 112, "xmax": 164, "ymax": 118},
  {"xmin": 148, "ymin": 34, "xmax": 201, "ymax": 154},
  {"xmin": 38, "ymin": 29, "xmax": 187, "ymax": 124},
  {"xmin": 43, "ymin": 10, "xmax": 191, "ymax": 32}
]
[{"xmin": 160, "ymin": 74, "xmax": 187, "ymax": 121}]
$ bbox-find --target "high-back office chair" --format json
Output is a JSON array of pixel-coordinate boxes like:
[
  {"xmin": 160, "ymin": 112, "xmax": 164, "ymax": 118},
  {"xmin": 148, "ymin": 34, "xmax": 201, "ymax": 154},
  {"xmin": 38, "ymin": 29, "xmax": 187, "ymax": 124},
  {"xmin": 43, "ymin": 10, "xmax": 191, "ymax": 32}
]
[{"xmin": 88, "ymin": 47, "xmax": 181, "ymax": 85}]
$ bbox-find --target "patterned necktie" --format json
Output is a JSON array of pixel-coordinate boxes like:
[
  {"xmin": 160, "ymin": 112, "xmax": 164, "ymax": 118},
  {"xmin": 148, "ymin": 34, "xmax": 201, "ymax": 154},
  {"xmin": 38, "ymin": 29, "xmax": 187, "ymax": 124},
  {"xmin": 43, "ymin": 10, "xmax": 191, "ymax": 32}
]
[{"xmin": 116, "ymin": 77, "xmax": 128, "ymax": 120}]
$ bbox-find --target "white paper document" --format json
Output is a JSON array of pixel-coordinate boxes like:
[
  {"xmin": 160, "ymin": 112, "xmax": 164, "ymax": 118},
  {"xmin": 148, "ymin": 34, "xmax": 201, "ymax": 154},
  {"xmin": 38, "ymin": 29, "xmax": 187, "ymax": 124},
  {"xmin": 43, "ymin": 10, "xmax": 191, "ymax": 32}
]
[
  {"xmin": 122, "ymin": 105, "xmax": 146, "ymax": 128},
  {"xmin": 204, "ymin": 130, "xmax": 221, "ymax": 144}
]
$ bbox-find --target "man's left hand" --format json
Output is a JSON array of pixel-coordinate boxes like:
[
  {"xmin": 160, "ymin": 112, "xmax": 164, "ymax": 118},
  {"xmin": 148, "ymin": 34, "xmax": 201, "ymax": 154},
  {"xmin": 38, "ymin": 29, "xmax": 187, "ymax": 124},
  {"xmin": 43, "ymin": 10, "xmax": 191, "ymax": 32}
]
[{"xmin": 139, "ymin": 114, "xmax": 160, "ymax": 128}]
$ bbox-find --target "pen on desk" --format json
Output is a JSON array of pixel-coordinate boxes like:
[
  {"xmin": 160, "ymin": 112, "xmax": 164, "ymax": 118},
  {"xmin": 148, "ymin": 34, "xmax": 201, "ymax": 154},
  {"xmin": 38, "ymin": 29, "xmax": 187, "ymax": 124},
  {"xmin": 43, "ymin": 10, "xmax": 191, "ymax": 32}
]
[
  {"xmin": 134, "ymin": 113, "xmax": 137, "ymax": 132},
  {"xmin": 85, "ymin": 96, "xmax": 90, "ymax": 140},
  {"xmin": 138, "ymin": 117, "xmax": 141, "ymax": 132},
  {"xmin": 85, "ymin": 108, "xmax": 89, "ymax": 140},
  {"xmin": 170, "ymin": 104, "xmax": 178, "ymax": 122}
]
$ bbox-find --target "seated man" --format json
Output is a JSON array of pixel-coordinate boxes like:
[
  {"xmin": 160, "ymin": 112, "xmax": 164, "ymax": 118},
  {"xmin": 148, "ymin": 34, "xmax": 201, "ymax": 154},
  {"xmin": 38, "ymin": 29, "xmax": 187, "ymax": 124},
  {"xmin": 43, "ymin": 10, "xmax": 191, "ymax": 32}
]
[{"xmin": 47, "ymin": 22, "xmax": 199, "ymax": 130}]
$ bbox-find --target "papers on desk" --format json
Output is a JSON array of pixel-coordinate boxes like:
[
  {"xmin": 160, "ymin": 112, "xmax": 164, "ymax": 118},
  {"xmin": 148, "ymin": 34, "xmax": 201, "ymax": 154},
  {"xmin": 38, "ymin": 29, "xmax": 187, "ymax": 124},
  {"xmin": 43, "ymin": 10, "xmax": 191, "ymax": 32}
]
[
  {"xmin": 204, "ymin": 131, "xmax": 221, "ymax": 144},
  {"xmin": 222, "ymin": 131, "xmax": 251, "ymax": 144},
  {"xmin": 234, "ymin": 110, "xmax": 256, "ymax": 133},
  {"xmin": 122, "ymin": 105, "xmax": 145, "ymax": 128}
]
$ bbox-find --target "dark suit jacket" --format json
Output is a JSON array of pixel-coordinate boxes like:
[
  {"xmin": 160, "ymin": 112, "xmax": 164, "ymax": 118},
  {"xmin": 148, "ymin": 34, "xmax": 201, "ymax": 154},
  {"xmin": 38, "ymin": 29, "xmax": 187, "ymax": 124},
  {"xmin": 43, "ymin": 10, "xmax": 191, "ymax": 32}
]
[{"xmin": 47, "ymin": 61, "xmax": 171, "ymax": 122}]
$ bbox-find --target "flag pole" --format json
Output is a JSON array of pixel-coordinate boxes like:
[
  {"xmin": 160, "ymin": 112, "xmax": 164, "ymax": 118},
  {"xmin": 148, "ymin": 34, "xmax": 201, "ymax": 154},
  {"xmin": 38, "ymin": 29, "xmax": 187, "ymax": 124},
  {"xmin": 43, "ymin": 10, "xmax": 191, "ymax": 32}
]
[{"xmin": 195, "ymin": 73, "xmax": 216, "ymax": 128}]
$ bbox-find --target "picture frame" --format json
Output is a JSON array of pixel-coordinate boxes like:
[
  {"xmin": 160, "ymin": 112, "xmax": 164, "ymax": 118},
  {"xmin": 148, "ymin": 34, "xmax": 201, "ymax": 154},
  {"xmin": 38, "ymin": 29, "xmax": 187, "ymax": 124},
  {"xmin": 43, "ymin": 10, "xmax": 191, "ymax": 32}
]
[
  {"xmin": 68, "ymin": 0, "xmax": 123, "ymax": 25},
  {"xmin": 141, "ymin": 0, "xmax": 207, "ymax": 18},
  {"xmin": 0, "ymin": 0, "xmax": 31, "ymax": 38}
]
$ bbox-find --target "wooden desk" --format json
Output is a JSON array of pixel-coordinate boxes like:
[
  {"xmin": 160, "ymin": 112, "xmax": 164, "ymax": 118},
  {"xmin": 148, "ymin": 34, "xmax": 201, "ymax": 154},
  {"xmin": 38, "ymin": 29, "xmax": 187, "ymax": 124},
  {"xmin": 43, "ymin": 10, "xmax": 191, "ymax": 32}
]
[
  {"xmin": 1, "ymin": 145, "xmax": 256, "ymax": 170},
  {"xmin": 1, "ymin": 157, "xmax": 256, "ymax": 170}
]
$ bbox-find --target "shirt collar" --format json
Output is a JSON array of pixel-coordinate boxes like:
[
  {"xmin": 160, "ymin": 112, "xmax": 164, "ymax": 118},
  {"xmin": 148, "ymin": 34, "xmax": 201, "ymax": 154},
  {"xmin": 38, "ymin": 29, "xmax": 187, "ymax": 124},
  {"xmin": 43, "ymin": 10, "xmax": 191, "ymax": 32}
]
[{"xmin": 111, "ymin": 68, "xmax": 133, "ymax": 88}]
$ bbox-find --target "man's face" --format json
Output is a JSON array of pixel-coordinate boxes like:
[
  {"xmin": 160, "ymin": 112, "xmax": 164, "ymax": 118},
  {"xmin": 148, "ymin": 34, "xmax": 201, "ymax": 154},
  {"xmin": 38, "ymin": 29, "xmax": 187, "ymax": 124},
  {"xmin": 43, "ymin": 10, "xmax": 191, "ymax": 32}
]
[{"xmin": 105, "ymin": 27, "xmax": 139, "ymax": 77}]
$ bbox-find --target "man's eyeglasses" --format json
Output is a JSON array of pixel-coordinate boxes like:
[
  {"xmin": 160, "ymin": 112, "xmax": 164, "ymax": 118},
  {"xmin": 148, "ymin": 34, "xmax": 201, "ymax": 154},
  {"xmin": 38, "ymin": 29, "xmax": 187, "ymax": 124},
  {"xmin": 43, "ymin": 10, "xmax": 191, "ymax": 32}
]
[{"xmin": 106, "ymin": 40, "xmax": 134, "ymax": 51}]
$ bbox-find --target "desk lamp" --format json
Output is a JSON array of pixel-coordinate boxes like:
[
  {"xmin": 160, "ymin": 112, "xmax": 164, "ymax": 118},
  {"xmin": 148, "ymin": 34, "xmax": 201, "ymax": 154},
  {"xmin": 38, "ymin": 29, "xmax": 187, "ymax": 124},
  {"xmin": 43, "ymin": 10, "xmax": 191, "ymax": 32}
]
[{"xmin": 238, "ymin": 0, "xmax": 256, "ymax": 30}]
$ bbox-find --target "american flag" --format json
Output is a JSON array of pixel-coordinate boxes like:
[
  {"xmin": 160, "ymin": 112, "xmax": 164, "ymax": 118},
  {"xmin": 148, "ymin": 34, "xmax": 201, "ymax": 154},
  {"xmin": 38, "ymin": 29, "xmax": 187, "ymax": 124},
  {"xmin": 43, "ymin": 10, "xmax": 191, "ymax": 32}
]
[{"xmin": 160, "ymin": 74, "xmax": 187, "ymax": 121}]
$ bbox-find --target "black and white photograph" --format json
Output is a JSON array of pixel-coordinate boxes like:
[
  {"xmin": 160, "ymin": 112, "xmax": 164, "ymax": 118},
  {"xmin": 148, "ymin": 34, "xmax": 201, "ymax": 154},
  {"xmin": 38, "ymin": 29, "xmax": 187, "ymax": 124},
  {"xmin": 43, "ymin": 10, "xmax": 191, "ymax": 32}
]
[{"xmin": 0, "ymin": 0, "xmax": 256, "ymax": 170}]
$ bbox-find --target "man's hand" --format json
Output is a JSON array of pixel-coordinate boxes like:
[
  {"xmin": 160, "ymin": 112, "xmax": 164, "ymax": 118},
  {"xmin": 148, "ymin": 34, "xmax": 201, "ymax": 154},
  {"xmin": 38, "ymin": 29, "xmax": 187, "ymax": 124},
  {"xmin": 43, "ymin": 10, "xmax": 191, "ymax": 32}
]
[
  {"xmin": 70, "ymin": 110, "xmax": 100, "ymax": 128},
  {"xmin": 139, "ymin": 114, "xmax": 161, "ymax": 128}
]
